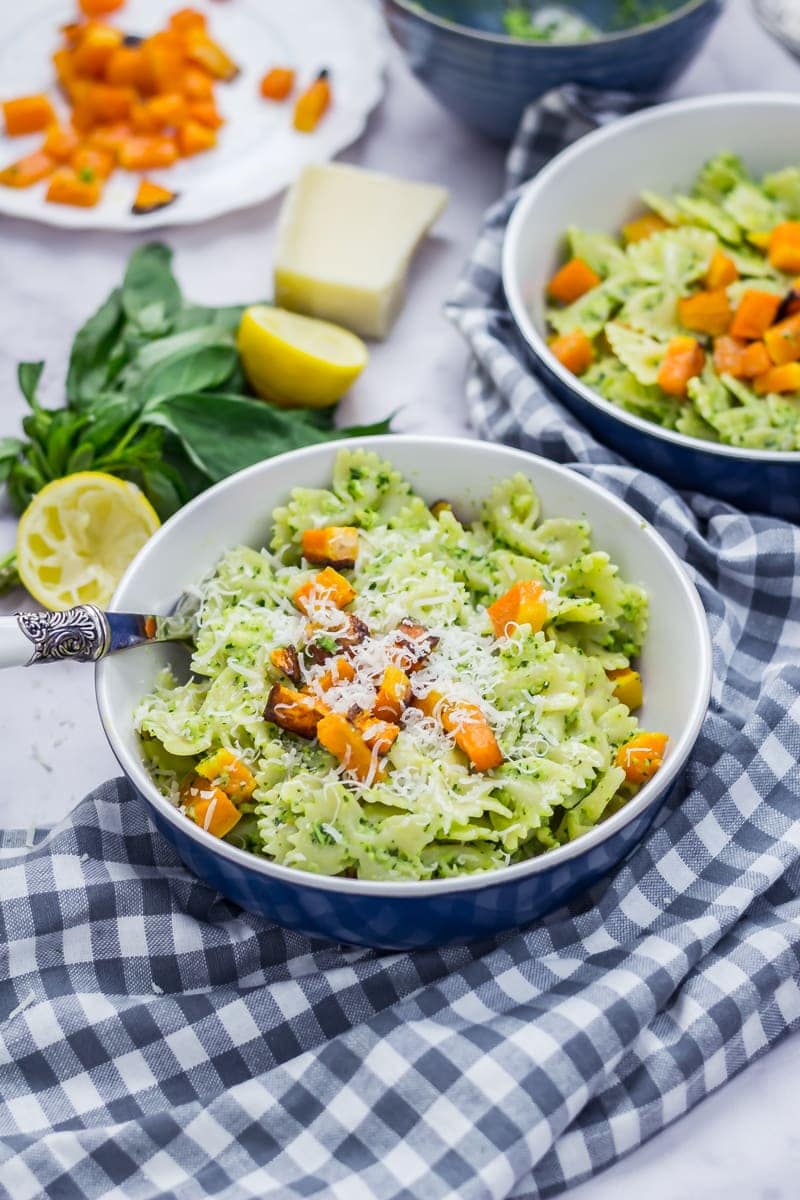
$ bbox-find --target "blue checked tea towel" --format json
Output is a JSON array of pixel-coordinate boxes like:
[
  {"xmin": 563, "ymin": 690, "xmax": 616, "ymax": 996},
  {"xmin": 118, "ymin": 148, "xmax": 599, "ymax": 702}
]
[{"xmin": 3, "ymin": 90, "xmax": 800, "ymax": 1200}]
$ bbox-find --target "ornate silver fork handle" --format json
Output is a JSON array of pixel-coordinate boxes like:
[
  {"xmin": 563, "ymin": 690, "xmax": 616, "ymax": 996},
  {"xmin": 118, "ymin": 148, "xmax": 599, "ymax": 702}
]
[{"xmin": 0, "ymin": 603, "xmax": 197, "ymax": 669}]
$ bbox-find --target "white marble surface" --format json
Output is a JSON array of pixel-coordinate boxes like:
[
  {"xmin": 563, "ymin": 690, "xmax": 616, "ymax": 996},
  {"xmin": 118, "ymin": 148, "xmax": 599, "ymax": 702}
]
[{"xmin": 2, "ymin": 2, "xmax": 800, "ymax": 1195}]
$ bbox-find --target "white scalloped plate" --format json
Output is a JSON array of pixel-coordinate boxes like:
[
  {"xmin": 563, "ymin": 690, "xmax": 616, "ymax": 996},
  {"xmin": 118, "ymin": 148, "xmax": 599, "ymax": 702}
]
[{"xmin": 0, "ymin": 0, "xmax": 387, "ymax": 230}]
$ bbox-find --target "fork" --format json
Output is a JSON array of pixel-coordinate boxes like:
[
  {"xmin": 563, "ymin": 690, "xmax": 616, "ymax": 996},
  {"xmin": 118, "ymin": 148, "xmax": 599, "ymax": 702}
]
[{"xmin": 0, "ymin": 594, "xmax": 200, "ymax": 668}]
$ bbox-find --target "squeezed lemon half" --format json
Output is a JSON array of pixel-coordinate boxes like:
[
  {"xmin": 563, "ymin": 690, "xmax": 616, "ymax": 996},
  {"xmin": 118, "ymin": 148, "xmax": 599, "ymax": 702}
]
[
  {"xmin": 237, "ymin": 304, "xmax": 368, "ymax": 408},
  {"xmin": 16, "ymin": 472, "xmax": 160, "ymax": 611}
]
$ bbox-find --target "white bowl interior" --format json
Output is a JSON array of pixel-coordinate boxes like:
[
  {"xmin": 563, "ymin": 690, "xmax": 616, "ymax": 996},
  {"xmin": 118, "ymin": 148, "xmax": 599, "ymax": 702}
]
[
  {"xmin": 96, "ymin": 436, "xmax": 711, "ymax": 892},
  {"xmin": 504, "ymin": 92, "xmax": 800, "ymax": 459}
]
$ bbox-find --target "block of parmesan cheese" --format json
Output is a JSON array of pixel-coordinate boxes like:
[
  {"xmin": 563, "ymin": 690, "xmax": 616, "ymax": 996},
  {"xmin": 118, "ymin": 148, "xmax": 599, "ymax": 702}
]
[{"xmin": 274, "ymin": 163, "xmax": 449, "ymax": 340}]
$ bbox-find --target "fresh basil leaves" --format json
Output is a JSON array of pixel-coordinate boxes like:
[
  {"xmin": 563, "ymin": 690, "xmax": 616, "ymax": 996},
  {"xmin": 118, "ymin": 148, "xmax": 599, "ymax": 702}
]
[{"xmin": 1, "ymin": 242, "xmax": 391, "ymax": 592}]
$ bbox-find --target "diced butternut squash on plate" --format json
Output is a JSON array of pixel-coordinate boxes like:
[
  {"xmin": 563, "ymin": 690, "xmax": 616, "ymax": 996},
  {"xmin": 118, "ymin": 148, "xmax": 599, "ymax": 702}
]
[
  {"xmin": 41, "ymin": 124, "xmax": 80, "ymax": 162},
  {"xmin": 132, "ymin": 178, "xmax": 179, "ymax": 215},
  {"xmin": 0, "ymin": 151, "xmax": 55, "ymax": 188},
  {"xmin": 293, "ymin": 70, "xmax": 331, "ymax": 133},
  {"xmin": 0, "ymin": 5, "xmax": 255, "ymax": 214},
  {"xmin": 118, "ymin": 136, "xmax": 178, "ymax": 171},
  {"xmin": 2, "ymin": 93, "xmax": 56, "ymax": 136},
  {"xmin": 261, "ymin": 67, "xmax": 295, "ymax": 101},
  {"xmin": 177, "ymin": 118, "xmax": 217, "ymax": 156},
  {"xmin": 46, "ymin": 167, "xmax": 102, "ymax": 207}
]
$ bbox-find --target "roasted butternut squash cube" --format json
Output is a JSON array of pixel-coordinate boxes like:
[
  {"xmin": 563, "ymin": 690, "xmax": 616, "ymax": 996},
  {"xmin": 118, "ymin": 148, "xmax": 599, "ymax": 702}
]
[
  {"xmin": 656, "ymin": 337, "xmax": 704, "ymax": 398},
  {"xmin": 487, "ymin": 579, "xmax": 548, "ymax": 638},
  {"xmin": 3, "ymin": 94, "xmax": 56, "ymax": 136},
  {"xmin": 269, "ymin": 645, "xmax": 302, "ymax": 685},
  {"xmin": 0, "ymin": 151, "xmax": 55, "ymax": 188},
  {"xmin": 606, "ymin": 667, "xmax": 643, "ymax": 711},
  {"xmin": 764, "ymin": 312, "xmax": 800, "ymax": 365},
  {"xmin": 264, "ymin": 683, "xmax": 324, "ymax": 739},
  {"xmin": 768, "ymin": 222, "xmax": 800, "ymax": 274},
  {"xmin": 293, "ymin": 567, "xmax": 356, "ymax": 616},
  {"xmin": 45, "ymin": 167, "xmax": 102, "ymax": 207},
  {"xmin": 301, "ymin": 526, "xmax": 359, "ymax": 569},
  {"xmin": 677, "ymin": 289, "xmax": 731, "ymax": 336},
  {"xmin": 131, "ymin": 178, "xmax": 179, "ymax": 215},
  {"xmin": 373, "ymin": 666, "xmax": 411, "ymax": 723},
  {"xmin": 622, "ymin": 213, "xmax": 669, "ymax": 244},
  {"xmin": 186, "ymin": 785, "xmax": 242, "ymax": 839},
  {"xmin": 615, "ymin": 732, "xmax": 668, "ymax": 784},
  {"xmin": 753, "ymin": 363, "xmax": 800, "ymax": 395},
  {"xmin": 547, "ymin": 257, "xmax": 601, "ymax": 304},
  {"xmin": 729, "ymin": 289, "xmax": 782, "ymax": 340},
  {"xmin": 317, "ymin": 713, "xmax": 384, "ymax": 783},
  {"xmin": 549, "ymin": 329, "xmax": 594, "ymax": 375},
  {"xmin": 195, "ymin": 748, "xmax": 255, "ymax": 801}
]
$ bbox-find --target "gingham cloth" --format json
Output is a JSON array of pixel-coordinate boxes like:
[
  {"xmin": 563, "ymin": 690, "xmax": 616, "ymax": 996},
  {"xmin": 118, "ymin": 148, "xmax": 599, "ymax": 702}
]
[{"xmin": 3, "ymin": 90, "xmax": 800, "ymax": 1200}]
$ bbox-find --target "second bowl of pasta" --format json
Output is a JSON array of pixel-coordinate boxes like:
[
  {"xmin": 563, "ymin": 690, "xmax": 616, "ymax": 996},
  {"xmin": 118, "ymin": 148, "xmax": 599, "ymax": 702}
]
[{"xmin": 504, "ymin": 92, "xmax": 800, "ymax": 520}]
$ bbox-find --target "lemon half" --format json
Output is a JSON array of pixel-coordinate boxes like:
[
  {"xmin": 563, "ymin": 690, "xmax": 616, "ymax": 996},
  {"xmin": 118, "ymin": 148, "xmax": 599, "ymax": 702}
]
[
  {"xmin": 17, "ymin": 472, "xmax": 160, "ymax": 611},
  {"xmin": 237, "ymin": 305, "xmax": 368, "ymax": 408}
]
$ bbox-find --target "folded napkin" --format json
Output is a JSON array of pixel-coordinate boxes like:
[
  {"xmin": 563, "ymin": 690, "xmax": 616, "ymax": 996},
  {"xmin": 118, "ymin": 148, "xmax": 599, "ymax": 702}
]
[{"xmin": 3, "ymin": 90, "xmax": 800, "ymax": 1200}]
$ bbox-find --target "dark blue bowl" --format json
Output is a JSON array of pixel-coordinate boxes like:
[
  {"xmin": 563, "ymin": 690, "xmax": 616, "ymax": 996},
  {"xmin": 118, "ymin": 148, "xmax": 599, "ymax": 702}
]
[
  {"xmin": 96, "ymin": 437, "xmax": 711, "ymax": 950},
  {"xmin": 538, "ymin": 357, "xmax": 800, "ymax": 521},
  {"xmin": 143, "ymin": 779, "xmax": 676, "ymax": 949},
  {"xmin": 383, "ymin": 0, "xmax": 724, "ymax": 141}
]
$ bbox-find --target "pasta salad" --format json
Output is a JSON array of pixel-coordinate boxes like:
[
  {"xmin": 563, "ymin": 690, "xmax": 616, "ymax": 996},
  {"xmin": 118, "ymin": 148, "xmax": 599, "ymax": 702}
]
[
  {"xmin": 546, "ymin": 154, "xmax": 800, "ymax": 450},
  {"xmin": 135, "ymin": 450, "xmax": 666, "ymax": 881}
]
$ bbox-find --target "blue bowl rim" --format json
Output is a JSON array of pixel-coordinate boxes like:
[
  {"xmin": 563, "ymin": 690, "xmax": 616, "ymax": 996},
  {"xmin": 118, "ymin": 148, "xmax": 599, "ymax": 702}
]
[
  {"xmin": 385, "ymin": 0, "xmax": 719, "ymax": 48},
  {"xmin": 503, "ymin": 90, "xmax": 800, "ymax": 466},
  {"xmin": 95, "ymin": 434, "xmax": 712, "ymax": 899}
]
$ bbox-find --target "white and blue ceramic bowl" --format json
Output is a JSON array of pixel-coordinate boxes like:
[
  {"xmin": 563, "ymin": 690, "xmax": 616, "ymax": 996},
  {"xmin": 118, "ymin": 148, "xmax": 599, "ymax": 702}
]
[
  {"xmin": 96, "ymin": 436, "xmax": 711, "ymax": 949},
  {"xmin": 383, "ymin": 0, "xmax": 724, "ymax": 142},
  {"xmin": 504, "ymin": 92, "xmax": 800, "ymax": 522}
]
